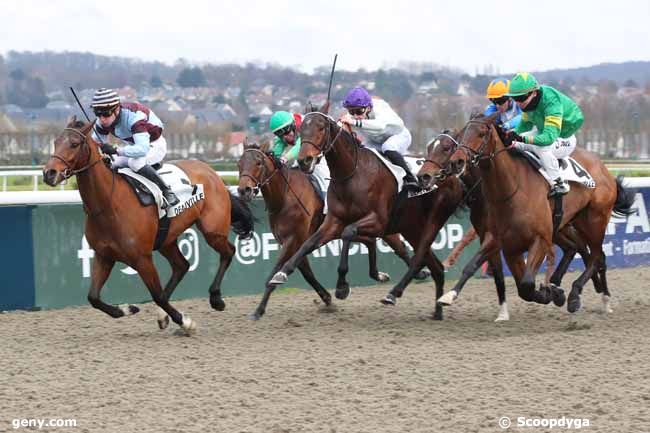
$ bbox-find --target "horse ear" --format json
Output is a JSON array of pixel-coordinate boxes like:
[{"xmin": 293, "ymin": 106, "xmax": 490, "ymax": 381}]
[
  {"xmin": 304, "ymin": 101, "xmax": 317, "ymax": 114},
  {"xmin": 320, "ymin": 100, "xmax": 331, "ymax": 114},
  {"xmin": 66, "ymin": 115, "xmax": 77, "ymax": 126},
  {"xmin": 260, "ymin": 141, "xmax": 270, "ymax": 152},
  {"xmin": 486, "ymin": 112, "xmax": 500, "ymax": 124}
]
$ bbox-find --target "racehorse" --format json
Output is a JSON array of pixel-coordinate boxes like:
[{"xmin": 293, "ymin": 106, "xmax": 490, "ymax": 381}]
[
  {"xmin": 424, "ymin": 114, "xmax": 634, "ymax": 314},
  {"xmin": 268, "ymin": 104, "xmax": 465, "ymax": 320},
  {"xmin": 237, "ymin": 142, "xmax": 429, "ymax": 320},
  {"xmin": 43, "ymin": 117, "xmax": 255, "ymax": 335},
  {"xmin": 419, "ymin": 132, "xmax": 608, "ymax": 319}
]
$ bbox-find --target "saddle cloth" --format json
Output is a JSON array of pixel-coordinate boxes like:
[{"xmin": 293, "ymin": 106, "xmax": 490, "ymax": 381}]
[
  {"xmin": 367, "ymin": 148, "xmax": 435, "ymax": 197},
  {"xmin": 521, "ymin": 151, "xmax": 596, "ymax": 189},
  {"xmin": 118, "ymin": 163, "xmax": 205, "ymax": 218}
]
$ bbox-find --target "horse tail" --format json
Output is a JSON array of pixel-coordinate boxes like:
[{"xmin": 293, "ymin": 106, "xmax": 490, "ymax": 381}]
[
  {"xmin": 229, "ymin": 191, "xmax": 256, "ymax": 239},
  {"xmin": 612, "ymin": 175, "xmax": 636, "ymax": 217}
]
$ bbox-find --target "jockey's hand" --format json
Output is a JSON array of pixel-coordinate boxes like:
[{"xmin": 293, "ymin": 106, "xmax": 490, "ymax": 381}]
[
  {"xmin": 339, "ymin": 114, "xmax": 356, "ymax": 126},
  {"xmin": 101, "ymin": 143, "xmax": 118, "ymax": 155},
  {"xmin": 279, "ymin": 156, "xmax": 287, "ymax": 165},
  {"xmin": 508, "ymin": 141, "xmax": 525, "ymax": 151}
]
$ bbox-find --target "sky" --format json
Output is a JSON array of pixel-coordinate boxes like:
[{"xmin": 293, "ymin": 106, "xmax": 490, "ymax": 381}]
[{"xmin": 2, "ymin": 0, "xmax": 649, "ymax": 75}]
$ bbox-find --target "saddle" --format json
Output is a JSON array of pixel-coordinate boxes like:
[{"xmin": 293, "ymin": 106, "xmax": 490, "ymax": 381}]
[{"xmin": 516, "ymin": 150, "xmax": 596, "ymax": 189}]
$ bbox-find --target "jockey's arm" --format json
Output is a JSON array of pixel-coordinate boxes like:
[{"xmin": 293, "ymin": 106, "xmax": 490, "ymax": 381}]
[
  {"xmin": 120, "ymin": 131, "xmax": 150, "ymax": 158},
  {"xmin": 92, "ymin": 125, "xmax": 109, "ymax": 144},
  {"xmin": 284, "ymin": 142, "xmax": 300, "ymax": 162},
  {"xmin": 503, "ymin": 113, "xmax": 522, "ymax": 131},
  {"xmin": 514, "ymin": 115, "xmax": 535, "ymax": 136},
  {"xmin": 271, "ymin": 137, "xmax": 285, "ymax": 158}
]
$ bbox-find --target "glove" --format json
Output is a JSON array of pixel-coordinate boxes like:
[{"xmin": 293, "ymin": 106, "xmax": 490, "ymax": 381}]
[
  {"xmin": 279, "ymin": 156, "xmax": 287, "ymax": 165},
  {"xmin": 101, "ymin": 143, "xmax": 118, "ymax": 155}
]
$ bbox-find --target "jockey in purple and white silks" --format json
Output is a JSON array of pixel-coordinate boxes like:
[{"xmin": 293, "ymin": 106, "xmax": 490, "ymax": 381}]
[
  {"xmin": 339, "ymin": 86, "xmax": 419, "ymax": 190},
  {"xmin": 90, "ymin": 88, "xmax": 179, "ymax": 207}
]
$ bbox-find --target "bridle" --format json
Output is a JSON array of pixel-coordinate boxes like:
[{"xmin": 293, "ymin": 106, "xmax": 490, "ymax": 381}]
[
  {"xmin": 239, "ymin": 148, "xmax": 281, "ymax": 195},
  {"xmin": 49, "ymin": 125, "xmax": 115, "ymax": 216},
  {"xmin": 50, "ymin": 127, "xmax": 104, "ymax": 180},
  {"xmin": 300, "ymin": 111, "xmax": 358, "ymax": 182}
]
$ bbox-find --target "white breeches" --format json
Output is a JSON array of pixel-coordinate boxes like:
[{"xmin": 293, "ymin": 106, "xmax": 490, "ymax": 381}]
[{"xmin": 112, "ymin": 136, "xmax": 168, "ymax": 172}]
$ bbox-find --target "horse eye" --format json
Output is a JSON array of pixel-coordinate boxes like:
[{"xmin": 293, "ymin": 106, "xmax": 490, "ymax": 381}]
[{"xmin": 70, "ymin": 139, "xmax": 81, "ymax": 148}]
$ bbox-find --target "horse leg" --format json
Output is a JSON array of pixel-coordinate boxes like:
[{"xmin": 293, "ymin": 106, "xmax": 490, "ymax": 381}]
[
  {"xmin": 488, "ymin": 252, "xmax": 509, "ymax": 322},
  {"xmin": 297, "ymin": 258, "xmax": 332, "ymax": 306},
  {"xmin": 596, "ymin": 251, "xmax": 613, "ymax": 313},
  {"xmin": 87, "ymin": 253, "xmax": 139, "ymax": 318},
  {"xmin": 355, "ymin": 235, "xmax": 390, "ymax": 282},
  {"xmin": 438, "ymin": 232, "xmax": 500, "ymax": 306},
  {"xmin": 382, "ymin": 234, "xmax": 430, "ymax": 280},
  {"xmin": 335, "ymin": 224, "xmax": 360, "ymax": 300},
  {"xmin": 155, "ymin": 242, "xmax": 191, "ymax": 329},
  {"xmin": 202, "ymin": 232, "xmax": 235, "ymax": 312},
  {"xmin": 381, "ymin": 225, "xmax": 440, "ymax": 306},
  {"xmin": 519, "ymin": 237, "xmax": 559, "ymax": 306},
  {"xmin": 135, "ymin": 255, "xmax": 196, "ymax": 335},
  {"xmin": 568, "ymin": 214, "xmax": 608, "ymax": 314},
  {"xmin": 270, "ymin": 219, "xmax": 344, "ymax": 285},
  {"xmin": 552, "ymin": 227, "xmax": 602, "ymax": 293},
  {"xmin": 421, "ymin": 249, "xmax": 446, "ymax": 320}
]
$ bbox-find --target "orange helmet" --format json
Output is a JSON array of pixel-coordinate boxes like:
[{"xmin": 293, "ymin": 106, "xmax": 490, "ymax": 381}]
[{"xmin": 486, "ymin": 78, "xmax": 510, "ymax": 99}]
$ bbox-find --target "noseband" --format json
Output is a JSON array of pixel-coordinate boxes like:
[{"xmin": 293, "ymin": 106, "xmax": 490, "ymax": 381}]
[
  {"xmin": 50, "ymin": 127, "xmax": 103, "ymax": 180},
  {"xmin": 239, "ymin": 148, "xmax": 281, "ymax": 194}
]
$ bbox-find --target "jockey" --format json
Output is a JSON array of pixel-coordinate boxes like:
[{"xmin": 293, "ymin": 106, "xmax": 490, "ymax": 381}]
[
  {"xmin": 484, "ymin": 78, "xmax": 521, "ymax": 131},
  {"xmin": 505, "ymin": 73, "xmax": 584, "ymax": 196},
  {"xmin": 90, "ymin": 88, "xmax": 179, "ymax": 207},
  {"xmin": 339, "ymin": 86, "xmax": 419, "ymax": 190},
  {"xmin": 269, "ymin": 110, "xmax": 302, "ymax": 165}
]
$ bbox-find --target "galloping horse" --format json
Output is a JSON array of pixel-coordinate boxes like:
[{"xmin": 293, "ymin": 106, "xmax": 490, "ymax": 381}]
[
  {"xmin": 43, "ymin": 118, "xmax": 255, "ymax": 335},
  {"xmin": 269, "ymin": 105, "xmax": 465, "ymax": 319},
  {"xmin": 419, "ymin": 132, "xmax": 607, "ymax": 319},
  {"xmin": 237, "ymin": 142, "xmax": 428, "ymax": 320},
  {"xmin": 427, "ymin": 114, "xmax": 634, "ymax": 314}
]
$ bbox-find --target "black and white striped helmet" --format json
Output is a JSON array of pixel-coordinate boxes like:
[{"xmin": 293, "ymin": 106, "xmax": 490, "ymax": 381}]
[{"xmin": 91, "ymin": 88, "xmax": 120, "ymax": 108}]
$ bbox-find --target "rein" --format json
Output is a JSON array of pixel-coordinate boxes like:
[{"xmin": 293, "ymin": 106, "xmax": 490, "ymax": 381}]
[
  {"xmin": 241, "ymin": 148, "xmax": 311, "ymax": 216},
  {"xmin": 301, "ymin": 112, "xmax": 359, "ymax": 182}
]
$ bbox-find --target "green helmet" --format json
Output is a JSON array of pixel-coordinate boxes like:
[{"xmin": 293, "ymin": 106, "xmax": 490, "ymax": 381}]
[
  {"xmin": 506, "ymin": 72, "xmax": 540, "ymax": 96},
  {"xmin": 269, "ymin": 111, "xmax": 295, "ymax": 133}
]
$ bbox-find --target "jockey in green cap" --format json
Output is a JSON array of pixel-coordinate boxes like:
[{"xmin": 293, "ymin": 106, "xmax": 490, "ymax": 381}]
[
  {"xmin": 269, "ymin": 111, "xmax": 302, "ymax": 165},
  {"xmin": 505, "ymin": 72, "xmax": 584, "ymax": 196}
]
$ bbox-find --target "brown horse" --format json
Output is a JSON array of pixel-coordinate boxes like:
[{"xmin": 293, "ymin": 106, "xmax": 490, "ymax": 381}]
[
  {"xmin": 42, "ymin": 118, "xmax": 255, "ymax": 335},
  {"xmin": 427, "ymin": 114, "xmax": 635, "ymax": 314},
  {"xmin": 237, "ymin": 142, "xmax": 429, "ymax": 320},
  {"xmin": 419, "ymin": 131, "xmax": 608, "ymax": 319},
  {"xmin": 268, "ymin": 106, "xmax": 465, "ymax": 319}
]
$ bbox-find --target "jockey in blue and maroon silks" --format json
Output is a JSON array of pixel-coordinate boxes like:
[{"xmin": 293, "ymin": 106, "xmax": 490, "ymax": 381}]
[{"xmin": 90, "ymin": 88, "xmax": 179, "ymax": 207}]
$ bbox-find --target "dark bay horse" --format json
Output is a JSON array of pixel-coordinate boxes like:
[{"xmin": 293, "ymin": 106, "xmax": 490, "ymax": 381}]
[
  {"xmin": 426, "ymin": 114, "xmax": 634, "ymax": 314},
  {"xmin": 237, "ymin": 142, "xmax": 428, "ymax": 320},
  {"xmin": 419, "ymin": 132, "xmax": 607, "ymax": 319},
  {"xmin": 43, "ymin": 118, "xmax": 255, "ymax": 335},
  {"xmin": 268, "ymin": 107, "xmax": 465, "ymax": 319}
]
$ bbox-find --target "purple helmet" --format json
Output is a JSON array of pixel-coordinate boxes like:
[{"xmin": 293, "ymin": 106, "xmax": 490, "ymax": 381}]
[{"xmin": 343, "ymin": 86, "xmax": 372, "ymax": 108}]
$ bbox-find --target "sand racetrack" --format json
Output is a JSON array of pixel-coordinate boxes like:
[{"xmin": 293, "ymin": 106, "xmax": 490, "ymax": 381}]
[{"xmin": 2, "ymin": 267, "xmax": 650, "ymax": 433}]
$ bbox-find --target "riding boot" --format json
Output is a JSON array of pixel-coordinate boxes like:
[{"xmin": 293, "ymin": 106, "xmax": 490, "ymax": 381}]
[
  {"xmin": 383, "ymin": 150, "xmax": 420, "ymax": 191},
  {"xmin": 137, "ymin": 165, "xmax": 180, "ymax": 207}
]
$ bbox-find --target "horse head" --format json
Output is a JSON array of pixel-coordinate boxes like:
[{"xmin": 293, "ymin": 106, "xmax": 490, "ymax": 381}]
[
  {"xmin": 237, "ymin": 141, "xmax": 277, "ymax": 202},
  {"xmin": 417, "ymin": 129, "xmax": 464, "ymax": 189},
  {"xmin": 43, "ymin": 116, "xmax": 97, "ymax": 186},
  {"xmin": 298, "ymin": 102, "xmax": 337, "ymax": 174},
  {"xmin": 450, "ymin": 112, "xmax": 502, "ymax": 170}
]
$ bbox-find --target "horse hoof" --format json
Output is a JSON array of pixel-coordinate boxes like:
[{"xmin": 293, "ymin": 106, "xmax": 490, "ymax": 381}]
[
  {"xmin": 437, "ymin": 290, "xmax": 458, "ymax": 306},
  {"xmin": 414, "ymin": 269, "xmax": 431, "ymax": 280},
  {"xmin": 375, "ymin": 271, "xmax": 390, "ymax": 283},
  {"xmin": 602, "ymin": 295, "xmax": 613, "ymax": 314},
  {"xmin": 335, "ymin": 285, "xmax": 351, "ymax": 300},
  {"xmin": 119, "ymin": 304, "xmax": 140, "ymax": 316},
  {"xmin": 210, "ymin": 296, "xmax": 226, "ymax": 311},
  {"xmin": 157, "ymin": 315, "xmax": 170, "ymax": 330},
  {"xmin": 432, "ymin": 306, "xmax": 443, "ymax": 320},
  {"xmin": 495, "ymin": 303, "xmax": 509, "ymax": 322},
  {"xmin": 181, "ymin": 315, "xmax": 197, "ymax": 336},
  {"xmin": 380, "ymin": 294, "xmax": 397, "ymax": 306},
  {"xmin": 567, "ymin": 296, "xmax": 582, "ymax": 314},
  {"xmin": 270, "ymin": 271, "xmax": 288, "ymax": 285},
  {"xmin": 249, "ymin": 311, "xmax": 263, "ymax": 321},
  {"xmin": 550, "ymin": 285, "xmax": 566, "ymax": 307}
]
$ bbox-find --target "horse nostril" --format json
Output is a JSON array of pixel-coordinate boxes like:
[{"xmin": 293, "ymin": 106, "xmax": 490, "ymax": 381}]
[{"xmin": 44, "ymin": 169, "xmax": 57, "ymax": 185}]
